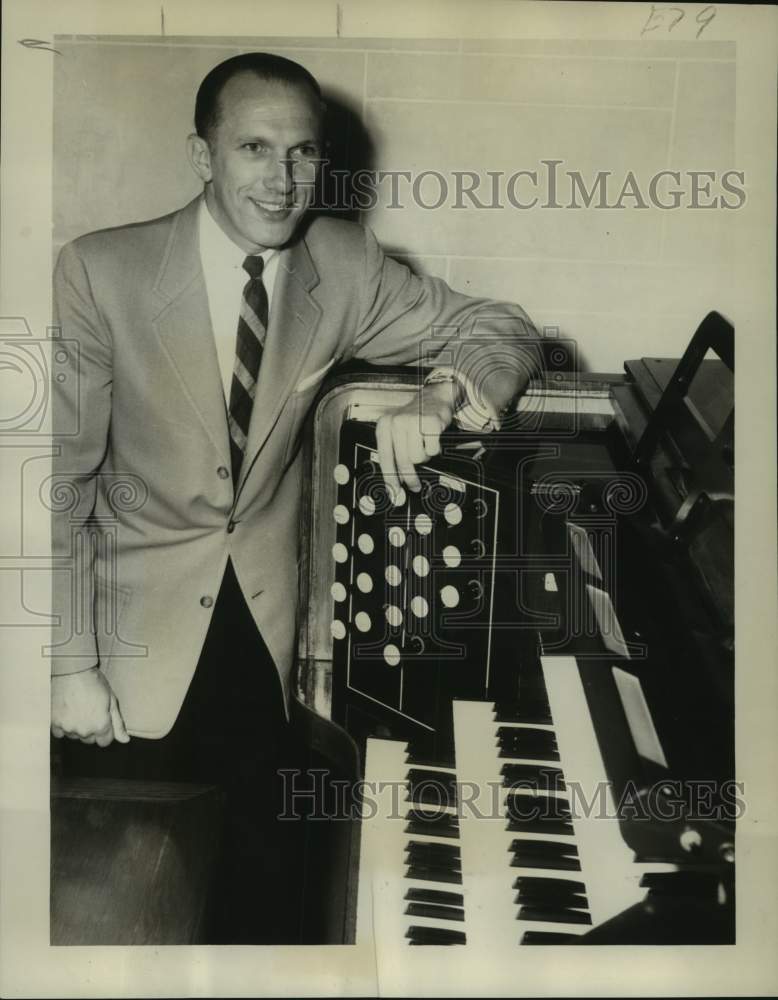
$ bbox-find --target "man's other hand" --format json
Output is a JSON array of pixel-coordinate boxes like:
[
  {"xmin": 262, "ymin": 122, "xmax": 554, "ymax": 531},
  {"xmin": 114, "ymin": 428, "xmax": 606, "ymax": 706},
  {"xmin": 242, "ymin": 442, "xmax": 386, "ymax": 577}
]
[
  {"xmin": 376, "ymin": 381, "xmax": 458, "ymax": 497},
  {"xmin": 51, "ymin": 667, "xmax": 130, "ymax": 746}
]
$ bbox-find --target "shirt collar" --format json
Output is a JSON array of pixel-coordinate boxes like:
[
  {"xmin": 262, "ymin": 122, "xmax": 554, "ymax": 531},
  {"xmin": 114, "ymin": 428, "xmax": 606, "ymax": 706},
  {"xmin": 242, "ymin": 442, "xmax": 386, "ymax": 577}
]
[{"xmin": 199, "ymin": 195, "xmax": 277, "ymax": 271}]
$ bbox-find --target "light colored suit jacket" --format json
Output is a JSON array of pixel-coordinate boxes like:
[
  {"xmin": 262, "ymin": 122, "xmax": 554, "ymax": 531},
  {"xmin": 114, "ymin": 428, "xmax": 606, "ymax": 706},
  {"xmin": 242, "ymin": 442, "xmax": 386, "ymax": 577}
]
[{"xmin": 51, "ymin": 195, "xmax": 539, "ymax": 738}]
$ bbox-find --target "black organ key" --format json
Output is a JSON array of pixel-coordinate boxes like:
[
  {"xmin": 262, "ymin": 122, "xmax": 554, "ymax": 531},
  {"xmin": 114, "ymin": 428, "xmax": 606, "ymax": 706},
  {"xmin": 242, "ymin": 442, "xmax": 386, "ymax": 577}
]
[
  {"xmin": 514, "ymin": 884, "xmax": 589, "ymax": 908},
  {"xmin": 405, "ymin": 841, "xmax": 461, "ymax": 865},
  {"xmin": 404, "ymin": 809, "xmax": 460, "ymax": 839},
  {"xmin": 498, "ymin": 746, "xmax": 561, "ymax": 762},
  {"xmin": 514, "ymin": 879, "xmax": 586, "ymax": 898},
  {"xmin": 513, "ymin": 876, "xmax": 587, "ymax": 894},
  {"xmin": 496, "ymin": 727, "xmax": 560, "ymax": 761},
  {"xmin": 404, "ymin": 844, "xmax": 461, "ymax": 868},
  {"xmin": 505, "ymin": 793, "xmax": 571, "ymax": 821},
  {"xmin": 405, "ymin": 838, "xmax": 460, "ymax": 855},
  {"xmin": 405, "ymin": 902, "xmax": 465, "ymax": 922},
  {"xmin": 505, "ymin": 793, "xmax": 573, "ymax": 834},
  {"xmin": 509, "ymin": 839, "xmax": 579, "ymax": 859},
  {"xmin": 406, "ymin": 768, "xmax": 458, "ymax": 808},
  {"xmin": 509, "ymin": 838, "xmax": 581, "ymax": 872},
  {"xmin": 496, "ymin": 725, "xmax": 557, "ymax": 744},
  {"xmin": 406, "ymin": 925, "xmax": 466, "ymax": 946},
  {"xmin": 405, "ymin": 858, "xmax": 462, "ymax": 881},
  {"xmin": 519, "ymin": 930, "xmax": 579, "ymax": 945},
  {"xmin": 404, "ymin": 887, "xmax": 464, "ymax": 908},
  {"xmin": 493, "ymin": 700, "xmax": 553, "ymax": 727},
  {"xmin": 514, "ymin": 890, "xmax": 589, "ymax": 911},
  {"xmin": 509, "ymin": 858, "xmax": 582, "ymax": 874},
  {"xmin": 500, "ymin": 762, "xmax": 566, "ymax": 791},
  {"xmin": 517, "ymin": 905, "xmax": 593, "ymax": 925},
  {"xmin": 639, "ymin": 870, "xmax": 723, "ymax": 897},
  {"xmin": 513, "ymin": 877, "xmax": 587, "ymax": 902},
  {"xmin": 510, "ymin": 856, "xmax": 582, "ymax": 872},
  {"xmin": 506, "ymin": 815, "xmax": 576, "ymax": 837},
  {"xmin": 405, "ymin": 865, "xmax": 463, "ymax": 885},
  {"xmin": 405, "ymin": 743, "xmax": 456, "ymax": 770}
]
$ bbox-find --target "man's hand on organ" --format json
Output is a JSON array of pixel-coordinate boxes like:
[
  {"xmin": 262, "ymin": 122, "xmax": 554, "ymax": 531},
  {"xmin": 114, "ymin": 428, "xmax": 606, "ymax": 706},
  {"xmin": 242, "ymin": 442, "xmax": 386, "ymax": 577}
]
[
  {"xmin": 376, "ymin": 381, "xmax": 458, "ymax": 496},
  {"xmin": 51, "ymin": 667, "xmax": 130, "ymax": 746}
]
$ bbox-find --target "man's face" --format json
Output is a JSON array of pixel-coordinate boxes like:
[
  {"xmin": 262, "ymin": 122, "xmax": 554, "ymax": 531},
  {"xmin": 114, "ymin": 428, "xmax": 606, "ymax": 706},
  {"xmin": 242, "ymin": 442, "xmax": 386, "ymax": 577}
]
[{"xmin": 194, "ymin": 73, "xmax": 322, "ymax": 253}]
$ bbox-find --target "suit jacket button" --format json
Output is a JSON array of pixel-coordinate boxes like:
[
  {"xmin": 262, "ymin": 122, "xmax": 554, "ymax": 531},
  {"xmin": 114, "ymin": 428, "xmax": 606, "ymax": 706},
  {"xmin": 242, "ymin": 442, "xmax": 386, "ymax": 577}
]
[
  {"xmin": 217, "ymin": 466, "xmax": 230, "ymax": 480},
  {"xmin": 227, "ymin": 520, "xmax": 236, "ymax": 533},
  {"xmin": 200, "ymin": 595, "xmax": 214, "ymax": 608}
]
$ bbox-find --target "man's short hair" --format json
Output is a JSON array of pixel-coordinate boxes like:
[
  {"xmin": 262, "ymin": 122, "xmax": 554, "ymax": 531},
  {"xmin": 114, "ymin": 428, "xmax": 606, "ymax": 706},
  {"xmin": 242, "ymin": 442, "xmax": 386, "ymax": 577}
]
[{"xmin": 195, "ymin": 52, "xmax": 323, "ymax": 142}]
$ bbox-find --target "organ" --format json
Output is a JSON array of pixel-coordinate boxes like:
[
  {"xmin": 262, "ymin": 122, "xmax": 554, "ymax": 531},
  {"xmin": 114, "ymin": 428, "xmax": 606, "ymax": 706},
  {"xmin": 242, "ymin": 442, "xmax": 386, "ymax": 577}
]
[{"xmin": 292, "ymin": 311, "xmax": 736, "ymax": 948}]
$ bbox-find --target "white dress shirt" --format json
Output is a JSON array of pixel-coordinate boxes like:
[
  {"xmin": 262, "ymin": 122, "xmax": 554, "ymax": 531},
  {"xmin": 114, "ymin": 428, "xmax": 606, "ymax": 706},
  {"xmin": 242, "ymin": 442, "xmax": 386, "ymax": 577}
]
[{"xmin": 198, "ymin": 198, "xmax": 280, "ymax": 400}]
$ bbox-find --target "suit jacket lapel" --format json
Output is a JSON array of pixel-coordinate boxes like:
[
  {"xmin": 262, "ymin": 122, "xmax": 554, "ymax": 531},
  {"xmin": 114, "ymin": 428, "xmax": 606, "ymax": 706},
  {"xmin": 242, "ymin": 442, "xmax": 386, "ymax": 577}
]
[
  {"xmin": 151, "ymin": 196, "xmax": 231, "ymax": 464},
  {"xmin": 236, "ymin": 235, "xmax": 322, "ymax": 495}
]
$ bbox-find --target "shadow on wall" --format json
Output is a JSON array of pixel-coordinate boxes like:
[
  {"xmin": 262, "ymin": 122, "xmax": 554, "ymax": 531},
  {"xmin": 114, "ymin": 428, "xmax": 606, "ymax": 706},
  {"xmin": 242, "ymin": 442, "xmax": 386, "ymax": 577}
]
[
  {"xmin": 310, "ymin": 92, "xmax": 430, "ymax": 284},
  {"xmin": 311, "ymin": 92, "xmax": 375, "ymax": 228}
]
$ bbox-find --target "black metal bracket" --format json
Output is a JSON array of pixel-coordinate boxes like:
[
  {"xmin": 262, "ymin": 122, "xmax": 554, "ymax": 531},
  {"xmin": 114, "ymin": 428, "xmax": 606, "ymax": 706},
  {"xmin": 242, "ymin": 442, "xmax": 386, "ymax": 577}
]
[{"xmin": 634, "ymin": 311, "xmax": 734, "ymax": 543}]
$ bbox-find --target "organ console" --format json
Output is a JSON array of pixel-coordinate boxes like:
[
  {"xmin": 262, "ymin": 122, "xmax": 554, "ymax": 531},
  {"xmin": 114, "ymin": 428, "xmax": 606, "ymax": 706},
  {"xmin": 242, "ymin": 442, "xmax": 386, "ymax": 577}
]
[{"xmin": 292, "ymin": 311, "xmax": 736, "ymax": 948}]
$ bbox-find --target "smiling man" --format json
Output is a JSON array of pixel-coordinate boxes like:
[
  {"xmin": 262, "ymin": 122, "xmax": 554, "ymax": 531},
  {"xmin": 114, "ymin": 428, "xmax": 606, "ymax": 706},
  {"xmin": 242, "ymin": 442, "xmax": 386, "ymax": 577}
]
[{"xmin": 50, "ymin": 53, "xmax": 540, "ymax": 943}]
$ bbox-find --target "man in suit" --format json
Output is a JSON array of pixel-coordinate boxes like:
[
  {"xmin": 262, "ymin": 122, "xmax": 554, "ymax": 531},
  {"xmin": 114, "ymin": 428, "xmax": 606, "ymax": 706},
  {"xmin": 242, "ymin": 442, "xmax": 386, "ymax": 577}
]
[{"xmin": 50, "ymin": 53, "xmax": 540, "ymax": 941}]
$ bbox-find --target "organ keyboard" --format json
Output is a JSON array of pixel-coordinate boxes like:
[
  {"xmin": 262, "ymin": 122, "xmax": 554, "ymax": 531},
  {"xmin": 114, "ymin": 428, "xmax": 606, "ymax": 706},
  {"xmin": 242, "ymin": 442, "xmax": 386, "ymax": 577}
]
[
  {"xmin": 356, "ymin": 739, "xmax": 466, "ymax": 946},
  {"xmin": 355, "ymin": 655, "xmax": 684, "ymax": 950},
  {"xmin": 453, "ymin": 659, "xmax": 680, "ymax": 948},
  {"xmin": 295, "ymin": 312, "xmax": 736, "ymax": 948}
]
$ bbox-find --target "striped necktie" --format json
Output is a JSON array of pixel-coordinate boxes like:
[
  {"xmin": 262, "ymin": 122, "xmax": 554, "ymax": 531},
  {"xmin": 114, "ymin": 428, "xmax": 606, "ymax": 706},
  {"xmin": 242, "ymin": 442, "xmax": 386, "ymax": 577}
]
[{"xmin": 229, "ymin": 254, "xmax": 268, "ymax": 486}]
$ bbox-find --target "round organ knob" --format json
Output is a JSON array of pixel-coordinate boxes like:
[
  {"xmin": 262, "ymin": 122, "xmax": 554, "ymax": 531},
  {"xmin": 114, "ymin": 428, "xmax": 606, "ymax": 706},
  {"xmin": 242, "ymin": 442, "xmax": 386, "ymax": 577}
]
[
  {"xmin": 330, "ymin": 582, "xmax": 347, "ymax": 602},
  {"xmin": 357, "ymin": 533, "xmax": 374, "ymax": 555},
  {"xmin": 410, "ymin": 595, "xmax": 429, "ymax": 618},
  {"xmin": 443, "ymin": 545, "xmax": 461, "ymax": 568},
  {"xmin": 679, "ymin": 827, "xmax": 703, "ymax": 853},
  {"xmin": 354, "ymin": 612, "xmax": 372, "ymax": 633},
  {"xmin": 385, "ymin": 565, "xmax": 402, "ymax": 587},
  {"xmin": 356, "ymin": 572, "xmax": 373, "ymax": 594},
  {"xmin": 385, "ymin": 605, "xmax": 403, "ymax": 627},
  {"xmin": 330, "ymin": 620, "xmax": 346, "ymax": 640},
  {"xmin": 414, "ymin": 513, "xmax": 433, "ymax": 535},
  {"xmin": 333, "ymin": 504, "xmax": 350, "ymax": 524},
  {"xmin": 358, "ymin": 495, "xmax": 376, "ymax": 517},
  {"xmin": 412, "ymin": 555, "xmax": 430, "ymax": 577},
  {"xmin": 332, "ymin": 543, "xmax": 348, "ymax": 564},
  {"xmin": 440, "ymin": 585, "xmax": 460, "ymax": 608},
  {"xmin": 384, "ymin": 644, "xmax": 401, "ymax": 667},
  {"xmin": 388, "ymin": 526, "xmax": 406, "ymax": 548},
  {"xmin": 444, "ymin": 502, "xmax": 463, "ymax": 526},
  {"xmin": 333, "ymin": 464, "xmax": 350, "ymax": 485}
]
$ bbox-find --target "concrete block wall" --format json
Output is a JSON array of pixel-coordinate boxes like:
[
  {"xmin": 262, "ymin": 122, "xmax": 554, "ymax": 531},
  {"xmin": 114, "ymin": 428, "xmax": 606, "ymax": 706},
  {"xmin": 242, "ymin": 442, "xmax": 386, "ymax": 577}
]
[{"xmin": 53, "ymin": 35, "xmax": 736, "ymax": 369}]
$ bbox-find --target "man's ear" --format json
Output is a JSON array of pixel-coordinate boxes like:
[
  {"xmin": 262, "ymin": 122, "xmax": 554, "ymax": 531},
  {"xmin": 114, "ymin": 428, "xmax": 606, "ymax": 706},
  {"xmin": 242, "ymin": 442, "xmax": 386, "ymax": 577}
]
[{"xmin": 187, "ymin": 133, "xmax": 213, "ymax": 184}]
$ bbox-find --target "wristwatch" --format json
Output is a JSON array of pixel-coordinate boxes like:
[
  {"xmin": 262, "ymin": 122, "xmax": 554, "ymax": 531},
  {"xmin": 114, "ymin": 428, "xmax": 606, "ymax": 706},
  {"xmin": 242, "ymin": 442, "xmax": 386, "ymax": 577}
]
[{"xmin": 423, "ymin": 367, "xmax": 503, "ymax": 433}]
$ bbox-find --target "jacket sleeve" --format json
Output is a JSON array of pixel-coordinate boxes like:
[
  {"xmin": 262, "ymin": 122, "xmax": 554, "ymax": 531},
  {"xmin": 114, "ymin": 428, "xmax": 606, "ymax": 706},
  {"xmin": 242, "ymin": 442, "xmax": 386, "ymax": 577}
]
[
  {"xmin": 50, "ymin": 241, "xmax": 113, "ymax": 676},
  {"xmin": 346, "ymin": 224, "xmax": 544, "ymax": 417}
]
